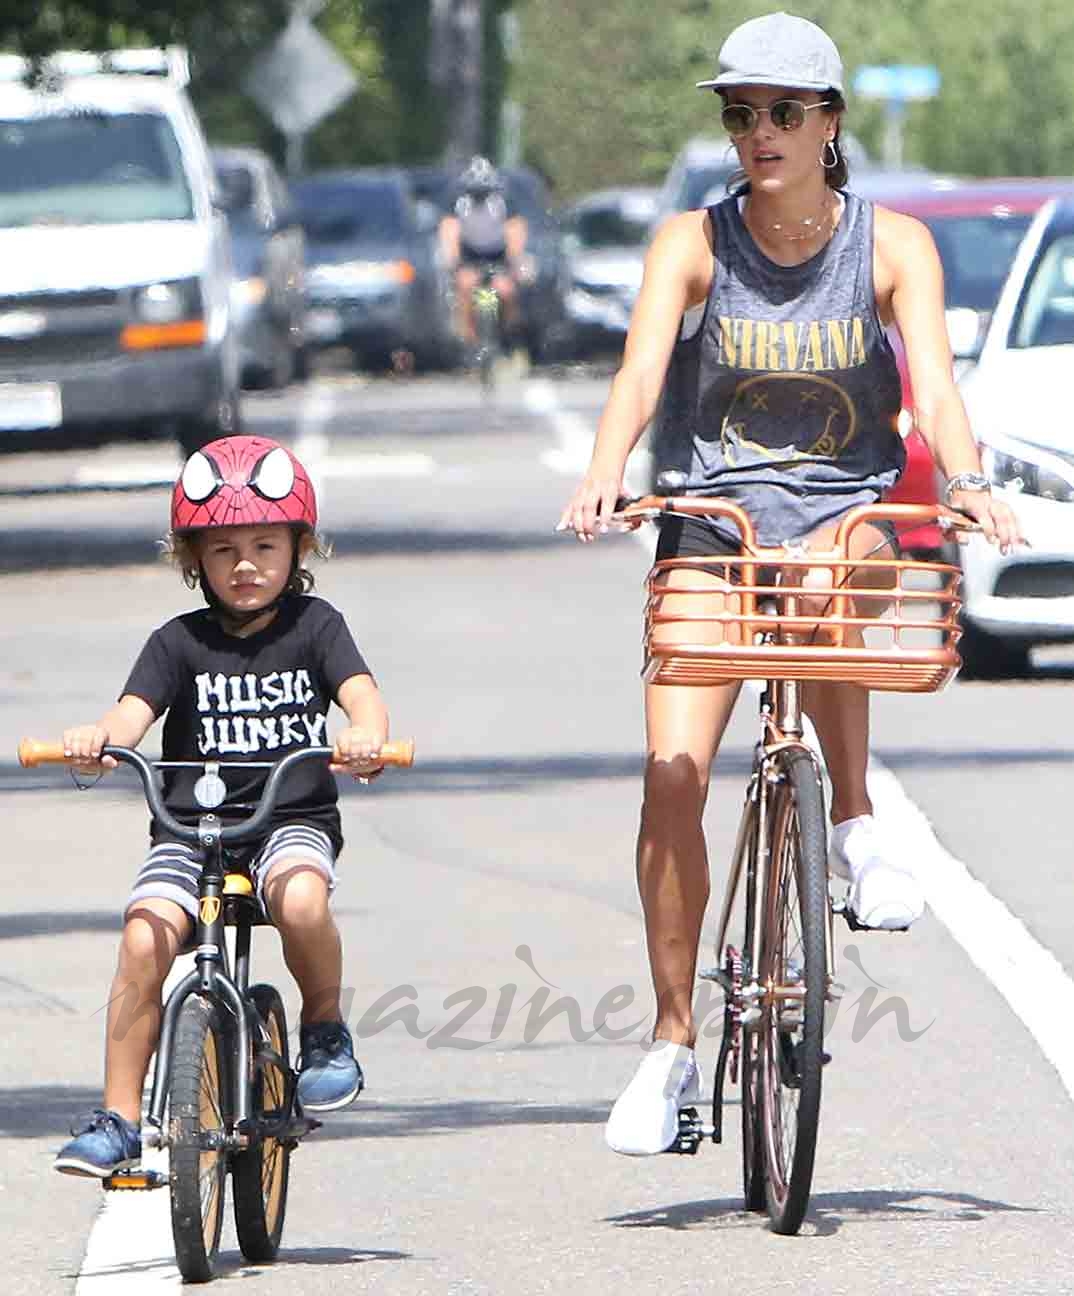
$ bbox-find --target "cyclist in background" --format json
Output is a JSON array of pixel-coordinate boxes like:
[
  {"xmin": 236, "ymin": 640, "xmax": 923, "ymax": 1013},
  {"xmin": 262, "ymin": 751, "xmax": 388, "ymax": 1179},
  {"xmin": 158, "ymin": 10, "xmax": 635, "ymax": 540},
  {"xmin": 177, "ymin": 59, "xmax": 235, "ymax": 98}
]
[
  {"xmin": 54, "ymin": 436, "xmax": 388, "ymax": 1178},
  {"xmin": 558, "ymin": 12, "xmax": 1022, "ymax": 1157},
  {"xmin": 438, "ymin": 155, "xmax": 529, "ymax": 350}
]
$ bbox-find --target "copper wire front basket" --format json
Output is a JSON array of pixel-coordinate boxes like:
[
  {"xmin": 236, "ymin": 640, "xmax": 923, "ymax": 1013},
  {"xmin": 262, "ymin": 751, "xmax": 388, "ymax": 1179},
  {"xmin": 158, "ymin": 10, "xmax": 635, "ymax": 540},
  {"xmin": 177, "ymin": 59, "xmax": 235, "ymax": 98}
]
[{"xmin": 631, "ymin": 498, "xmax": 967, "ymax": 694}]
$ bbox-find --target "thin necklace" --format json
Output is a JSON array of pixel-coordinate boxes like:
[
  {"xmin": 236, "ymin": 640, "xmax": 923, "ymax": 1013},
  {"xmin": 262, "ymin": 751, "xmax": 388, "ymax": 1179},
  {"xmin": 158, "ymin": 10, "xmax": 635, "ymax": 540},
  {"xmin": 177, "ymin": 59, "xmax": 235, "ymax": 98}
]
[{"xmin": 746, "ymin": 192, "xmax": 833, "ymax": 243}]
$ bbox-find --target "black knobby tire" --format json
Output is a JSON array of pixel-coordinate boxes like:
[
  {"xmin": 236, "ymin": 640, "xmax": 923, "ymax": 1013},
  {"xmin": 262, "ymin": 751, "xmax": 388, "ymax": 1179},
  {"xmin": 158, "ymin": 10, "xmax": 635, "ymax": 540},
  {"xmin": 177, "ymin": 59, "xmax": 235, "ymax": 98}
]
[
  {"xmin": 737, "ymin": 808, "xmax": 766, "ymax": 1212},
  {"xmin": 169, "ymin": 995, "xmax": 230, "ymax": 1283},
  {"xmin": 232, "ymin": 985, "xmax": 292, "ymax": 1263},
  {"xmin": 759, "ymin": 748, "xmax": 828, "ymax": 1235}
]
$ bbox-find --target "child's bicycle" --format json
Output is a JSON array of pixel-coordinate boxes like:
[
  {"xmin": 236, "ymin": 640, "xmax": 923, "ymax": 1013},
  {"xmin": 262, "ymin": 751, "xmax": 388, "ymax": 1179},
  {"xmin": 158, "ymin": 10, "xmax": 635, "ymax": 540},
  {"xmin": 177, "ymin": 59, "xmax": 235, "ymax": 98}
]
[
  {"xmin": 18, "ymin": 738, "xmax": 413, "ymax": 1283},
  {"xmin": 612, "ymin": 495, "xmax": 976, "ymax": 1234}
]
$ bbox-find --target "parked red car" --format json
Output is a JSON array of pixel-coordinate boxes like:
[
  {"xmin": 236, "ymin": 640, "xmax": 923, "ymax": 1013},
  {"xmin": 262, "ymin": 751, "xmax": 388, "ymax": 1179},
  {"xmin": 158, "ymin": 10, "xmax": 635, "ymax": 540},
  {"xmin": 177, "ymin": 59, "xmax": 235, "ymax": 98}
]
[{"xmin": 856, "ymin": 176, "xmax": 1074, "ymax": 554}]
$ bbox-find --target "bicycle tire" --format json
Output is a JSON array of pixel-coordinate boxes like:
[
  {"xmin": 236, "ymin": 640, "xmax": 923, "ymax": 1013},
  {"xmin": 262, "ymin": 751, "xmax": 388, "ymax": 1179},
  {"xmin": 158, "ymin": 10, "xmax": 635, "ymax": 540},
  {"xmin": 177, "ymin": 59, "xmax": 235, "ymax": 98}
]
[
  {"xmin": 232, "ymin": 985, "xmax": 292, "ymax": 1263},
  {"xmin": 169, "ymin": 995, "xmax": 230, "ymax": 1283},
  {"xmin": 737, "ymin": 808, "xmax": 766, "ymax": 1212},
  {"xmin": 759, "ymin": 747, "xmax": 828, "ymax": 1235}
]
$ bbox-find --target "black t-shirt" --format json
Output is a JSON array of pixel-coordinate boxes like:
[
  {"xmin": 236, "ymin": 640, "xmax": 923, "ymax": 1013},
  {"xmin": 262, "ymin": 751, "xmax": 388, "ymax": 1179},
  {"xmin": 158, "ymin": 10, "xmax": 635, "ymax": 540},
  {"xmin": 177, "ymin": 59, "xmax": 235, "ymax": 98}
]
[{"xmin": 122, "ymin": 595, "xmax": 371, "ymax": 853}]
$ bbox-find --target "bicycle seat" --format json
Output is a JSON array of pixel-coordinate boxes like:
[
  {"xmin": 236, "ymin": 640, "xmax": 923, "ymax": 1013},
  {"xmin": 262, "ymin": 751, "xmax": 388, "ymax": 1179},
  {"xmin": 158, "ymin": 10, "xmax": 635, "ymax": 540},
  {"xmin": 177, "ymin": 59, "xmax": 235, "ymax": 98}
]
[{"xmin": 223, "ymin": 872, "xmax": 270, "ymax": 926}]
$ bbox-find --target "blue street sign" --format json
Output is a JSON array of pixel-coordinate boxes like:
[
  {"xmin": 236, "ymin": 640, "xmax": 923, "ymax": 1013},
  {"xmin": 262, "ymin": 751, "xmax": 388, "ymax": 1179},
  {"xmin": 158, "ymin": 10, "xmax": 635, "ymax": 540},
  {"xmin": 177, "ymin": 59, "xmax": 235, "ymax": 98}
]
[{"xmin": 853, "ymin": 64, "xmax": 941, "ymax": 102}]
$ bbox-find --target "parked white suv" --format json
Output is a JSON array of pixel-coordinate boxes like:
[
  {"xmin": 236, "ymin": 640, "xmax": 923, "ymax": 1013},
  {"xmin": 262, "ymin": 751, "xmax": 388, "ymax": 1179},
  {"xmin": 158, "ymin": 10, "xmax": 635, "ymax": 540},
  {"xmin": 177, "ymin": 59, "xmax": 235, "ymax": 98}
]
[{"xmin": 0, "ymin": 47, "xmax": 239, "ymax": 455}]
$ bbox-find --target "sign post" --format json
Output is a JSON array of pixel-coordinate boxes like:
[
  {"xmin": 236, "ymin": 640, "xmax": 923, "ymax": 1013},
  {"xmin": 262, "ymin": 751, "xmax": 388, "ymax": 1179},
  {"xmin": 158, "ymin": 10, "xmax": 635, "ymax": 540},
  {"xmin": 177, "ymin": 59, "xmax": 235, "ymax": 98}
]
[
  {"xmin": 242, "ymin": 2, "xmax": 358, "ymax": 177},
  {"xmin": 853, "ymin": 65, "xmax": 940, "ymax": 169}
]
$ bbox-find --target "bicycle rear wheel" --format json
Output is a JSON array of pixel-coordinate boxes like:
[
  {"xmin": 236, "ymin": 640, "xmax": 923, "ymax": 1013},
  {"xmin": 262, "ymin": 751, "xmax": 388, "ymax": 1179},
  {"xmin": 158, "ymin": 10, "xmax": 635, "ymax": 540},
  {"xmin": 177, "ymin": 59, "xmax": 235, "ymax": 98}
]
[
  {"xmin": 232, "ymin": 985, "xmax": 292, "ymax": 1262},
  {"xmin": 169, "ymin": 995, "xmax": 230, "ymax": 1282},
  {"xmin": 759, "ymin": 747, "xmax": 828, "ymax": 1235}
]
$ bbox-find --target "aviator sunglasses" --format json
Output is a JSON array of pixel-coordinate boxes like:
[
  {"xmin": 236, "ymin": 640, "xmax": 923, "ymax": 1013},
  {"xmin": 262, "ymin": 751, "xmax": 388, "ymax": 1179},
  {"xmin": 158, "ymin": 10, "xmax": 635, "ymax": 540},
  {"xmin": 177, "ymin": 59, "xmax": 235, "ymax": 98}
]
[{"xmin": 721, "ymin": 99, "xmax": 828, "ymax": 139}]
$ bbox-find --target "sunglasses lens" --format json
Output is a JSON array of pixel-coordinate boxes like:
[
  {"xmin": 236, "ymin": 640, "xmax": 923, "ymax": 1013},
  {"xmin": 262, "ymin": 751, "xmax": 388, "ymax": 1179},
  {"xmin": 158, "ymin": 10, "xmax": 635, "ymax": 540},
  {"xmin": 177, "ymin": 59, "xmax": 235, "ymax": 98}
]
[
  {"xmin": 721, "ymin": 104, "xmax": 756, "ymax": 137},
  {"xmin": 771, "ymin": 100, "xmax": 806, "ymax": 130}
]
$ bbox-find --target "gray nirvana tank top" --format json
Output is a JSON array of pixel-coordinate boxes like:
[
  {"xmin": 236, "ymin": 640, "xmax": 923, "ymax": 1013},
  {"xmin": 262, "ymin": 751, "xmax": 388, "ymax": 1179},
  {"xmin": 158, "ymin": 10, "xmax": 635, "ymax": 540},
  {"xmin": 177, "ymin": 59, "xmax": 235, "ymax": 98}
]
[{"xmin": 653, "ymin": 189, "xmax": 904, "ymax": 547}]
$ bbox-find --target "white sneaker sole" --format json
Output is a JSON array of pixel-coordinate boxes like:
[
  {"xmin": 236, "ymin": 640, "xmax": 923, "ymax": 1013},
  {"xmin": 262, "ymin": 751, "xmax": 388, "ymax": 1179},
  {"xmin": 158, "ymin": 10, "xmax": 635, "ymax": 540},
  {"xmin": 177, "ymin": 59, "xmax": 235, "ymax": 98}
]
[{"xmin": 54, "ymin": 1154, "xmax": 139, "ymax": 1179}]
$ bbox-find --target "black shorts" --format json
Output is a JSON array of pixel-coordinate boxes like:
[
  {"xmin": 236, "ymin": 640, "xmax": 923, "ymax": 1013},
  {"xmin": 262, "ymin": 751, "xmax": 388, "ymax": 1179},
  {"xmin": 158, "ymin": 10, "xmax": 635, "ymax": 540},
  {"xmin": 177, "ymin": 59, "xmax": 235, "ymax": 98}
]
[{"xmin": 654, "ymin": 514, "xmax": 901, "ymax": 583}]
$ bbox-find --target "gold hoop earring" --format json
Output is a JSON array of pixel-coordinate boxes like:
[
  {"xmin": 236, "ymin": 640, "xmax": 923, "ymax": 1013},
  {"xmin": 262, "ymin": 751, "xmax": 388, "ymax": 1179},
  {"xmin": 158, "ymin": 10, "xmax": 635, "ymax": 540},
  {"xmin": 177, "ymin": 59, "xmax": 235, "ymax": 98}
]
[{"xmin": 822, "ymin": 140, "xmax": 839, "ymax": 170}]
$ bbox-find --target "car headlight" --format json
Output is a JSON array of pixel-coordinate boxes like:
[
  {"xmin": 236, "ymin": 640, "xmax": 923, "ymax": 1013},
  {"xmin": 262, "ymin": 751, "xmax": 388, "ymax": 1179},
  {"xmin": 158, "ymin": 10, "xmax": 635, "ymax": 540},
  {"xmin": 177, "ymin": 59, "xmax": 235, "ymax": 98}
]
[
  {"xmin": 982, "ymin": 443, "xmax": 1074, "ymax": 502},
  {"xmin": 131, "ymin": 278, "xmax": 202, "ymax": 324},
  {"xmin": 234, "ymin": 276, "xmax": 268, "ymax": 306}
]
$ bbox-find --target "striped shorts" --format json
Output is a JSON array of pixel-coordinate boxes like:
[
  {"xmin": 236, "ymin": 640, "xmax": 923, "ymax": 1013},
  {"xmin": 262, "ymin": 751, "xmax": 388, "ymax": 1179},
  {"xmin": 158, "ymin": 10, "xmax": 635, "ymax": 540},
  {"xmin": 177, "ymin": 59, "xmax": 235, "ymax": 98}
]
[{"xmin": 126, "ymin": 824, "xmax": 338, "ymax": 924}]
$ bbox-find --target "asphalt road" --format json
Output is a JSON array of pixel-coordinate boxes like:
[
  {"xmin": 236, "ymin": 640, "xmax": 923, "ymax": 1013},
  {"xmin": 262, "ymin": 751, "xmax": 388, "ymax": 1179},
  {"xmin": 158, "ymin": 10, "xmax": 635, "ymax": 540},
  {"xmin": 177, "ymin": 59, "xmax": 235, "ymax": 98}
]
[{"xmin": 2, "ymin": 364, "xmax": 1074, "ymax": 1295}]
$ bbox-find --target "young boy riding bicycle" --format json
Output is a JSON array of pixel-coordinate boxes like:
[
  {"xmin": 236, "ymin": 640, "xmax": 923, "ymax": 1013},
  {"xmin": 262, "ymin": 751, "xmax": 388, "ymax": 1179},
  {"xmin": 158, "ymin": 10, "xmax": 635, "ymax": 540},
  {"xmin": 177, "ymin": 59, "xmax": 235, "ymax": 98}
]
[{"xmin": 55, "ymin": 435, "xmax": 388, "ymax": 1177}]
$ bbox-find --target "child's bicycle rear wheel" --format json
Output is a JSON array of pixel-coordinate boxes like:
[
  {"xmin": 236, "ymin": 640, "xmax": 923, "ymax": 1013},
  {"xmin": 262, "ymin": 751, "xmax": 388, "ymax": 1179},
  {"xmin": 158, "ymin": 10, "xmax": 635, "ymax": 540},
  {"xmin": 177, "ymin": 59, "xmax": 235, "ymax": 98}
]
[
  {"xmin": 757, "ymin": 748, "xmax": 828, "ymax": 1235},
  {"xmin": 169, "ymin": 995, "xmax": 230, "ymax": 1283},
  {"xmin": 231, "ymin": 984, "xmax": 292, "ymax": 1262}
]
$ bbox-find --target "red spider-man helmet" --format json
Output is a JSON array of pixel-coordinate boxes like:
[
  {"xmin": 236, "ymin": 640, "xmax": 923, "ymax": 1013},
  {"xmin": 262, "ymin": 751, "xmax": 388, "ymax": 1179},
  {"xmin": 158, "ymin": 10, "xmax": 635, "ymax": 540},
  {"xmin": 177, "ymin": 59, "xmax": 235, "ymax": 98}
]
[{"xmin": 171, "ymin": 435, "xmax": 317, "ymax": 534}]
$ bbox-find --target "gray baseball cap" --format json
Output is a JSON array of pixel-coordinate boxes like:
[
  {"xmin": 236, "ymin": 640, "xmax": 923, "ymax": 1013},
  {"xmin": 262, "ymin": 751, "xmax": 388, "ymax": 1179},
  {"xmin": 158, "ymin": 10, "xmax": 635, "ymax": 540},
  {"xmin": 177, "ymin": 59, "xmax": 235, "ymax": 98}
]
[{"xmin": 696, "ymin": 12, "xmax": 844, "ymax": 96}]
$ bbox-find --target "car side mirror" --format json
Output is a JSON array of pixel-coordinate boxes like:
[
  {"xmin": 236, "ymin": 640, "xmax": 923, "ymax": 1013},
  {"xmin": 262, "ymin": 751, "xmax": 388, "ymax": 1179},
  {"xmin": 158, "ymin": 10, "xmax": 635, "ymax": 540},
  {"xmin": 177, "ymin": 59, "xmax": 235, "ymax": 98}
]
[
  {"xmin": 414, "ymin": 199, "xmax": 440, "ymax": 234},
  {"xmin": 214, "ymin": 168, "xmax": 254, "ymax": 215}
]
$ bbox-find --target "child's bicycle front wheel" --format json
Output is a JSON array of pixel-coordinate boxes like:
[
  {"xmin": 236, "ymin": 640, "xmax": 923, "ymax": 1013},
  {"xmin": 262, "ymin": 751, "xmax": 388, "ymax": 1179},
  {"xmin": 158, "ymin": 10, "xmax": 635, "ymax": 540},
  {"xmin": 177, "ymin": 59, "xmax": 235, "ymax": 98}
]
[
  {"xmin": 231, "ymin": 984, "xmax": 292, "ymax": 1262},
  {"xmin": 169, "ymin": 995, "xmax": 230, "ymax": 1282}
]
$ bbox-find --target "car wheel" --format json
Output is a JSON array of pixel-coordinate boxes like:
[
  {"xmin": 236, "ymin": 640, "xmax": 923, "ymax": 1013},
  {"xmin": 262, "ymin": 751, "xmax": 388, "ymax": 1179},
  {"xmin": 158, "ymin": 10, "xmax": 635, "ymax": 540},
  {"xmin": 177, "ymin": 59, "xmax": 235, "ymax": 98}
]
[{"xmin": 957, "ymin": 615, "xmax": 1030, "ymax": 680}]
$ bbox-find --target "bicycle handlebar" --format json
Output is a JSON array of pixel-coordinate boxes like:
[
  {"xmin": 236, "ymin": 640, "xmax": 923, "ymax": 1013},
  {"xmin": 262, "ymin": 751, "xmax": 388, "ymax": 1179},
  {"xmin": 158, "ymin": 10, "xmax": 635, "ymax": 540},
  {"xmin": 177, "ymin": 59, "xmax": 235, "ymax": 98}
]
[
  {"xmin": 16, "ymin": 739, "xmax": 415, "ymax": 846},
  {"xmin": 612, "ymin": 496, "xmax": 980, "ymax": 553}
]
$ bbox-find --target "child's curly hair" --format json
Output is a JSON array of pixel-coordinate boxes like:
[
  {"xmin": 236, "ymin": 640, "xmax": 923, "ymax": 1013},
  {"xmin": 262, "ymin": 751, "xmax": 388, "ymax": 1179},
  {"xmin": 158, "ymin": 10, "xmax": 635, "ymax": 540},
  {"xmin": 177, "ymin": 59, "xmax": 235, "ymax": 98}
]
[{"xmin": 161, "ymin": 524, "xmax": 331, "ymax": 593}]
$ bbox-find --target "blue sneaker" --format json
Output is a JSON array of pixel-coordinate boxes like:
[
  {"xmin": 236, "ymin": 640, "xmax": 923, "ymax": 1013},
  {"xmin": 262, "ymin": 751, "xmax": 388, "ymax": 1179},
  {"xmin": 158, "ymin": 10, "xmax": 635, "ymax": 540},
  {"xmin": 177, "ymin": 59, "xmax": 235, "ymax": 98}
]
[
  {"xmin": 296, "ymin": 1021, "xmax": 363, "ymax": 1112},
  {"xmin": 55, "ymin": 1109, "xmax": 141, "ymax": 1178}
]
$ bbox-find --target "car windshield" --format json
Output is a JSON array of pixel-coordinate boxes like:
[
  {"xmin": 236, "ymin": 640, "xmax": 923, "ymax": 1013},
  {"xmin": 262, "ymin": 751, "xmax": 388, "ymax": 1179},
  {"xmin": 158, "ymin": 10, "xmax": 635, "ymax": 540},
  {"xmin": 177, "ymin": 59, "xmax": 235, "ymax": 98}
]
[
  {"xmin": 0, "ymin": 110, "xmax": 193, "ymax": 226},
  {"xmin": 923, "ymin": 212, "xmax": 1033, "ymax": 313},
  {"xmin": 292, "ymin": 181, "xmax": 406, "ymax": 242},
  {"xmin": 1009, "ymin": 230, "xmax": 1074, "ymax": 348},
  {"xmin": 569, "ymin": 202, "xmax": 651, "ymax": 249},
  {"xmin": 683, "ymin": 163, "xmax": 737, "ymax": 209}
]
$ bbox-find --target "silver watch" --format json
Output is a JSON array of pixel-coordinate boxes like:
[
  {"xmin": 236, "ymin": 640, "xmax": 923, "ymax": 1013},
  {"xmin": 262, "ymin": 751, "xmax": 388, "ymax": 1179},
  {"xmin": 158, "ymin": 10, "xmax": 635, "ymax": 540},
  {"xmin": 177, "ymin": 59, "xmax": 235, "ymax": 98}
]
[{"xmin": 943, "ymin": 472, "xmax": 991, "ymax": 504}]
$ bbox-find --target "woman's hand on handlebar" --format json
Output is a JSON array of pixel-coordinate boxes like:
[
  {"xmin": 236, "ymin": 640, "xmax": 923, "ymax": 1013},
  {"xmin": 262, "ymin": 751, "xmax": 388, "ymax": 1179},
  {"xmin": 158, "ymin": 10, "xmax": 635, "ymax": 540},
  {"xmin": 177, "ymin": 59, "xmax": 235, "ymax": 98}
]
[
  {"xmin": 948, "ymin": 488, "xmax": 1025, "ymax": 555},
  {"xmin": 330, "ymin": 726, "xmax": 387, "ymax": 781},
  {"xmin": 556, "ymin": 466, "xmax": 625, "ymax": 542},
  {"xmin": 62, "ymin": 723, "xmax": 118, "ymax": 772}
]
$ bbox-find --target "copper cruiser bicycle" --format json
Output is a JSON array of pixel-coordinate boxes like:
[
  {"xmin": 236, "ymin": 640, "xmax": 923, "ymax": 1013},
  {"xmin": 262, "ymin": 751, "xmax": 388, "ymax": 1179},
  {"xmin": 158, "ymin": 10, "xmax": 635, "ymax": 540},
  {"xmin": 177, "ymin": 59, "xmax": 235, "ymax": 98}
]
[
  {"xmin": 612, "ymin": 496, "xmax": 974, "ymax": 1235},
  {"xmin": 19, "ymin": 738, "xmax": 413, "ymax": 1283}
]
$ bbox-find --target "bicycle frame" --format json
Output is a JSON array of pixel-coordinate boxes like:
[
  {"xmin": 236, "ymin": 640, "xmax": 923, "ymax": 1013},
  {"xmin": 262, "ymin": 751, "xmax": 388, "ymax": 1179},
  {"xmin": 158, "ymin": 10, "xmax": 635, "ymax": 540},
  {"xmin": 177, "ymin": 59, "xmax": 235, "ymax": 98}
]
[
  {"xmin": 145, "ymin": 817, "xmax": 264, "ymax": 1147},
  {"xmin": 705, "ymin": 655, "xmax": 834, "ymax": 1145}
]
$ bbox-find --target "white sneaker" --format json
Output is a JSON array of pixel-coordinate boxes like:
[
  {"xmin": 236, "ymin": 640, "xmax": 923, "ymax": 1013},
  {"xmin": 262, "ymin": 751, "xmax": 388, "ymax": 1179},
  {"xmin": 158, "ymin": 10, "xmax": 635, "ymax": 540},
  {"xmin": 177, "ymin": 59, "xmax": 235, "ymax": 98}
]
[
  {"xmin": 604, "ymin": 1040, "xmax": 700, "ymax": 1156},
  {"xmin": 830, "ymin": 814, "xmax": 925, "ymax": 931}
]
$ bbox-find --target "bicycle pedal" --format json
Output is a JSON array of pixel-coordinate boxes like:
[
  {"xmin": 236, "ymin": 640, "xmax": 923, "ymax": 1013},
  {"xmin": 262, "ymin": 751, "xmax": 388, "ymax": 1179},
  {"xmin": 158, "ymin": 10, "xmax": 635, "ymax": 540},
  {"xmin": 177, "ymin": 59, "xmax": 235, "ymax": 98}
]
[
  {"xmin": 103, "ymin": 1168, "xmax": 168, "ymax": 1191},
  {"xmin": 841, "ymin": 906, "xmax": 910, "ymax": 934},
  {"xmin": 663, "ymin": 1106, "xmax": 704, "ymax": 1155}
]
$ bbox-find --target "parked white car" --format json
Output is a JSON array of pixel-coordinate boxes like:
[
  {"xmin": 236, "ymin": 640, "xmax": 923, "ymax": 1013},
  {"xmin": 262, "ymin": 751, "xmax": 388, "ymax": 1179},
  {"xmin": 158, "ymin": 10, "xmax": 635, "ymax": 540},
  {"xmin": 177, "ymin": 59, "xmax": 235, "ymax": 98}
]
[{"xmin": 957, "ymin": 196, "xmax": 1074, "ymax": 676}]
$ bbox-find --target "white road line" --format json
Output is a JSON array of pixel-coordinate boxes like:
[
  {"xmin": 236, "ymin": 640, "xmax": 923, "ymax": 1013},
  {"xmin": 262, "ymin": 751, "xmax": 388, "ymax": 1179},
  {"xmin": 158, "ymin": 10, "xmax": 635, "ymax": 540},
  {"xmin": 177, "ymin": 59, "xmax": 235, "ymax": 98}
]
[
  {"xmin": 529, "ymin": 374, "xmax": 1074, "ymax": 1107},
  {"xmin": 74, "ymin": 957, "xmax": 194, "ymax": 1291},
  {"xmin": 321, "ymin": 452, "xmax": 435, "ymax": 480},
  {"xmin": 866, "ymin": 757, "xmax": 1074, "ymax": 1102},
  {"xmin": 525, "ymin": 378, "xmax": 650, "ymax": 495},
  {"xmin": 294, "ymin": 380, "xmax": 336, "ymax": 510}
]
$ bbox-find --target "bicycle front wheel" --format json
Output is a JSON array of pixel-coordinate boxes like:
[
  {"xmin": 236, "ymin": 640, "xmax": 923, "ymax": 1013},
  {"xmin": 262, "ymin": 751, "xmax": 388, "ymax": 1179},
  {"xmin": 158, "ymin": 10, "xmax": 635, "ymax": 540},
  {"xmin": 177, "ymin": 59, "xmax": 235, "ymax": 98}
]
[
  {"xmin": 169, "ymin": 995, "xmax": 230, "ymax": 1282},
  {"xmin": 232, "ymin": 985, "xmax": 292, "ymax": 1262},
  {"xmin": 759, "ymin": 747, "xmax": 829, "ymax": 1235}
]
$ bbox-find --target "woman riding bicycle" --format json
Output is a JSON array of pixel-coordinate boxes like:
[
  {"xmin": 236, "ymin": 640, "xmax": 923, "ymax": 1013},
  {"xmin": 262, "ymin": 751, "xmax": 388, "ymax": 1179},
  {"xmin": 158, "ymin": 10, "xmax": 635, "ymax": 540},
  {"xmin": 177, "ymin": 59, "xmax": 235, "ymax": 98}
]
[
  {"xmin": 558, "ymin": 12, "xmax": 1022, "ymax": 1157},
  {"xmin": 55, "ymin": 435, "xmax": 389, "ymax": 1177}
]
